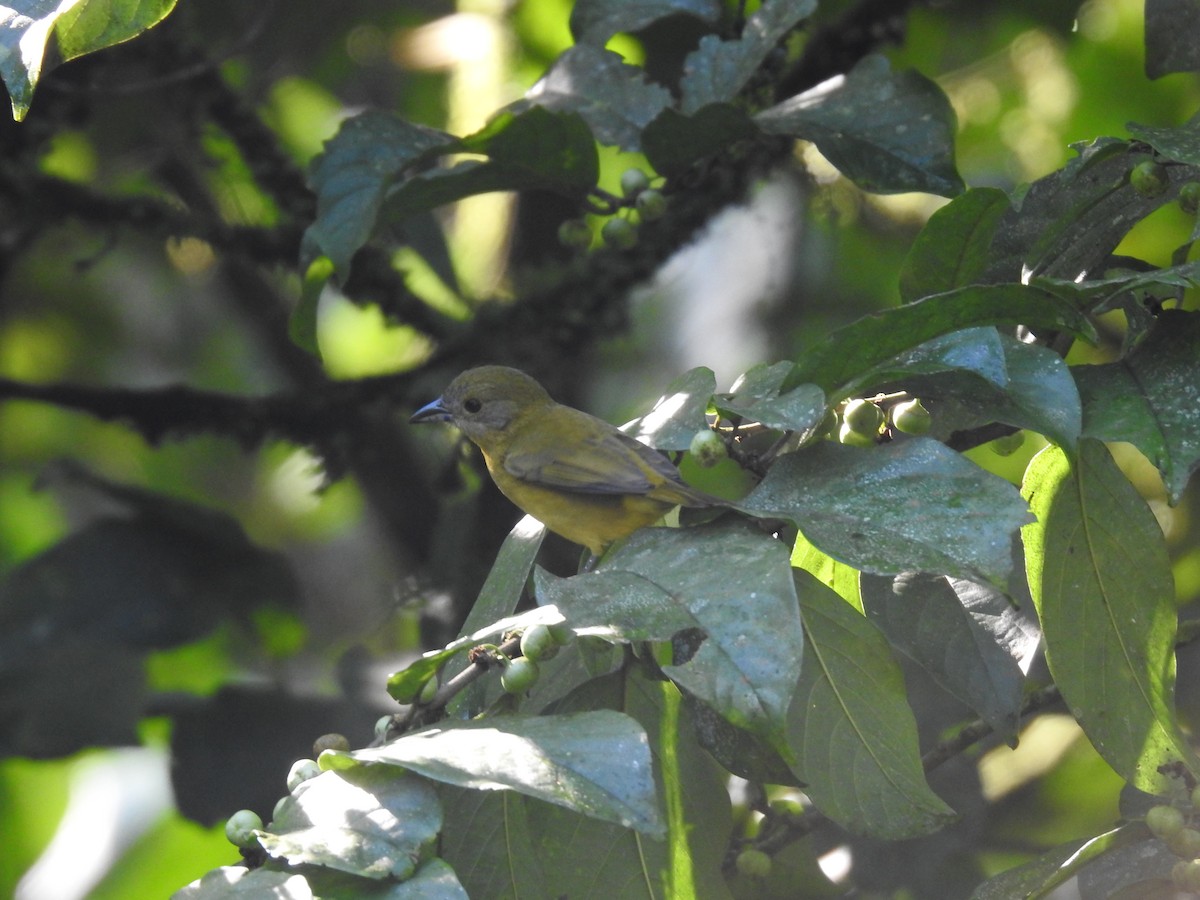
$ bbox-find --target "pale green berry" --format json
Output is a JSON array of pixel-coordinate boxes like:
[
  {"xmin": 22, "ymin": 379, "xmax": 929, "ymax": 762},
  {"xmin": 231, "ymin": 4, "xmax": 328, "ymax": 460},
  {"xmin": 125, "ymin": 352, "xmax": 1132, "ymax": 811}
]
[
  {"xmin": 287, "ymin": 758, "xmax": 321, "ymax": 792},
  {"xmin": 225, "ymin": 809, "xmax": 263, "ymax": 848},
  {"xmin": 501, "ymin": 656, "xmax": 540, "ymax": 694},
  {"xmin": 1130, "ymin": 159, "xmax": 1169, "ymax": 198},
  {"xmin": 891, "ymin": 398, "xmax": 932, "ymax": 435},
  {"xmin": 689, "ymin": 429, "xmax": 728, "ymax": 468},
  {"xmin": 601, "ymin": 217, "xmax": 637, "ymax": 248},
  {"xmin": 620, "ymin": 168, "xmax": 651, "ymax": 198},
  {"xmin": 735, "ymin": 848, "xmax": 772, "ymax": 878}
]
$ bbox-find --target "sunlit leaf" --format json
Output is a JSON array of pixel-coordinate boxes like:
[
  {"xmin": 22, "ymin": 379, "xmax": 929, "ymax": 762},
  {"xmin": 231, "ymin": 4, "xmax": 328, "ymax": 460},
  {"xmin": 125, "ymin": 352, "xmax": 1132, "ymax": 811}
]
[{"xmin": 1022, "ymin": 441, "xmax": 1200, "ymax": 792}]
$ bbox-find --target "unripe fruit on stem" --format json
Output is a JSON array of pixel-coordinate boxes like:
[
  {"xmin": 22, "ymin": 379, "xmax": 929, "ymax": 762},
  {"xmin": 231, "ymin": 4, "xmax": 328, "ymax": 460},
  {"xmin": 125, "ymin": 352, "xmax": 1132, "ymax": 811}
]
[
  {"xmin": 891, "ymin": 398, "xmax": 932, "ymax": 435},
  {"xmin": 225, "ymin": 809, "xmax": 263, "ymax": 848},
  {"xmin": 636, "ymin": 189, "xmax": 667, "ymax": 220},
  {"xmin": 1181, "ymin": 182, "xmax": 1200, "ymax": 216},
  {"xmin": 735, "ymin": 848, "xmax": 772, "ymax": 878},
  {"xmin": 843, "ymin": 398, "xmax": 883, "ymax": 435},
  {"xmin": 1131, "ymin": 159, "xmax": 1169, "ymax": 198},
  {"xmin": 419, "ymin": 676, "xmax": 439, "ymax": 704},
  {"xmin": 313, "ymin": 733, "xmax": 350, "ymax": 756},
  {"xmin": 287, "ymin": 758, "xmax": 321, "ymax": 792},
  {"xmin": 557, "ymin": 218, "xmax": 592, "ymax": 249},
  {"xmin": 601, "ymin": 217, "xmax": 637, "ymax": 248},
  {"xmin": 990, "ymin": 431, "xmax": 1025, "ymax": 457},
  {"xmin": 520, "ymin": 624, "xmax": 558, "ymax": 662},
  {"xmin": 1147, "ymin": 804, "xmax": 1186, "ymax": 839},
  {"xmin": 1167, "ymin": 826, "xmax": 1200, "ymax": 859},
  {"xmin": 689, "ymin": 429, "xmax": 728, "ymax": 468},
  {"xmin": 547, "ymin": 622, "xmax": 576, "ymax": 646},
  {"xmin": 838, "ymin": 421, "xmax": 876, "ymax": 447},
  {"xmin": 620, "ymin": 168, "xmax": 651, "ymax": 198},
  {"xmin": 501, "ymin": 656, "xmax": 540, "ymax": 694}
]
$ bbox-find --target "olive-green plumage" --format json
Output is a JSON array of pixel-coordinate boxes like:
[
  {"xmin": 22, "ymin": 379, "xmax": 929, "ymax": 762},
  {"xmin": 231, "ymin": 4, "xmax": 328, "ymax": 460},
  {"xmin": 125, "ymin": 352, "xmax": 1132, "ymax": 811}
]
[{"xmin": 411, "ymin": 366, "xmax": 721, "ymax": 556}]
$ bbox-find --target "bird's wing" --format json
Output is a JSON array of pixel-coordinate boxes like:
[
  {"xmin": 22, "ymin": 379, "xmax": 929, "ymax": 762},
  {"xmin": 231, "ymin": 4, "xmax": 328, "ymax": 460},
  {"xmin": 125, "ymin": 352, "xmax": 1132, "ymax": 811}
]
[{"xmin": 504, "ymin": 427, "xmax": 663, "ymax": 495}]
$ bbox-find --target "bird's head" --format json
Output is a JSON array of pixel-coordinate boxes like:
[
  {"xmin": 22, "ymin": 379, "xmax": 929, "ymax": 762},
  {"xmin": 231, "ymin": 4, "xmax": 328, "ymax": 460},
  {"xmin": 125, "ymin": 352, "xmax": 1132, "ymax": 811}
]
[{"xmin": 410, "ymin": 366, "xmax": 552, "ymax": 446}]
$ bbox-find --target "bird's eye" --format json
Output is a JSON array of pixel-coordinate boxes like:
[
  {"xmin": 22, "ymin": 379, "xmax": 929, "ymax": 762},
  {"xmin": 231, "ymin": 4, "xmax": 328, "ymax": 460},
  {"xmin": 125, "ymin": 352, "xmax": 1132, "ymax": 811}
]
[{"xmin": 463, "ymin": 397, "xmax": 483, "ymax": 414}]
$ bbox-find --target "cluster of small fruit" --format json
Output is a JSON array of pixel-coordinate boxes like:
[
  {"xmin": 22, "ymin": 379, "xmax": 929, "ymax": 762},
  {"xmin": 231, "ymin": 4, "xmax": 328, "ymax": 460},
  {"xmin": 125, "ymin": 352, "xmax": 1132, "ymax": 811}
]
[
  {"xmin": 557, "ymin": 168, "xmax": 668, "ymax": 250},
  {"xmin": 496, "ymin": 621, "xmax": 576, "ymax": 694},
  {"xmin": 1146, "ymin": 796, "xmax": 1200, "ymax": 893}
]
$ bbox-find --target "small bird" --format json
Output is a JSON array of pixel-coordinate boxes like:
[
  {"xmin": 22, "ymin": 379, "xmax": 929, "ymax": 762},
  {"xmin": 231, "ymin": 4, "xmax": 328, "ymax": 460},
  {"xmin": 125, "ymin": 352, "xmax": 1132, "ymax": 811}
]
[{"xmin": 411, "ymin": 366, "xmax": 723, "ymax": 560}]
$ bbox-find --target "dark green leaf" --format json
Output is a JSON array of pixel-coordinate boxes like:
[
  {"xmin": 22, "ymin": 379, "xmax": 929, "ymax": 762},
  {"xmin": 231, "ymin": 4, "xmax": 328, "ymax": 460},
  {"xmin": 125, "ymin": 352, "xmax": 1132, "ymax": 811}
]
[
  {"xmin": 642, "ymin": 104, "xmax": 760, "ymax": 177},
  {"xmin": 756, "ymin": 56, "xmax": 963, "ymax": 197},
  {"xmin": 983, "ymin": 141, "xmax": 1192, "ymax": 283},
  {"xmin": 907, "ymin": 333, "xmax": 1082, "ymax": 449},
  {"xmin": 1075, "ymin": 309, "xmax": 1200, "ymax": 502},
  {"xmin": 594, "ymin": 522, "xmax": 804, "ymax": 759},
  {"xmin": 679, "ymin": 0, "xmax": 817, "ymax": 114},
  {"xmin": 518, "ymin": 46, "xmax": 673, "ymax": 151},
  {"xmin": 330, "ymin": 710, "xmax": 664, "ymax": 836},
  {"xmin": 437, "ymin": 791, "xmax": 545, "ymax": 899},
  {"xmin": 621, "ymin": 366, "xmax": 716, "ymax": 451},
  {"xmin": 716, "ymin": 362, "xmax": 826, "ymax": 433},
  {"xmin": 683, "ymin": 690, "xmax": 799, "ymax": 785},
  {"xmin": 1128, "ymin": 112, "xmax": 1200, "ymax": 164},
  {"xmin": 304, "ymin": 112, "xmax": 453, "ymax": 276},
  {"xmin": 1022, "ymin": 441, "xmax": 1200, "ymax": 792},
  {"xmin": 781, "ymin": 284, "xmax": 1096, "ymax": 398},
  {"xmin": 740, "ymin": 438, "xmax": 1034, "ymax": 588},
  {"xmin": 860, "ymin": 572, "xmax": 1031, "ymax": 740},
  {"xmin": 257, "ymin": 767, "xmax": 441, "ymax": 880},
  {"xmin": 790, "ymin": 571, "xmax": 956, "ymax": 837},
  {"xmin": 899, "ymin": 188, "xmax": 1010, "ymax": 301},
  {"xmin": 570, "ymin": 0, "xmax": 721, "ymax": 45},
  {"xmin": 1145, "ymin": 0, "xmax": 1200, "ymax": 79}
]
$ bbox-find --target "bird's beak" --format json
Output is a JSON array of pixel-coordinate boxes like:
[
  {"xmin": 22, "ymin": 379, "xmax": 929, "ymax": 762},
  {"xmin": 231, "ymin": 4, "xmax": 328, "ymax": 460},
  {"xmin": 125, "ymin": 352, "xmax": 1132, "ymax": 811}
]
[{"xmin": 410, "ymin": 397, "xmax": 452, "ymax": 424}]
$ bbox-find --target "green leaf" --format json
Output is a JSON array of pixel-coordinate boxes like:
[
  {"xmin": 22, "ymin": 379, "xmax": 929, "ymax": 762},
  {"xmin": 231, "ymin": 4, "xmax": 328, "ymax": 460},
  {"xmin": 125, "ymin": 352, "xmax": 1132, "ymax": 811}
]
[
  {"xmin": 1, "ymin": 0, "xmax": 176, "ymax": 120},
  {"xmin": 1127, "ymin": 112, "xmax": 1200, "ymax": 164},
  {"xmin": 740, "ymin": 438, "xmax": 1034, "ymax": 589},
  {"xmin": 860, "ymin": 572, "xmax": 1033, "ymax": 741},
  {"xmin": 518, "ymin": 46, "xmax": 673, "ymax": 151},
  {"xmin": 781, "ymin": 284, "xmax": 1097, "ymax": 398},
  {"xmin": 1075, "ymin": 309, "xmax": 1200, "ymax": 503},
  {"xmin": 642, "ymin": 103, "xmax": 760, "ymax": 178},
  {"xmin": 592, "ymin": 522, "xmax": 804, "ymax": 759},
  {"xmin": 570, "ymin": 0, "xmax": 721, "ymax": 45},
  {"xmin": 621, "ymin": 366, "xmax": 716, "ymax": 451},
  {"xmin": 983, "ymin": 141, "xmax": 1190, "ymax": 283},
  {"xmin": 256, "ymin": 767, "xmax": 441, "ymax": 880},
  {"xmin": 791, "ymin": 533, "xmax": 862, "ymax": 612},
  {"xmin": 679, "ymin": 0, "xmax": 817, "ymax": 114},
  {"xmin": 790, "ymin": 571, "xmax": 956, "ymax": 837},
  {"xmin": 756, "ymin": 55, "xmax": 964, "ymax": 197},
  {"xmin": 304, "ymin": 111, "xmax": 453, "ymax": 276},
  {"xmin": 330, "ymin": 710, "xmax": 664, "ymax": 836},
  {"xmin": 716, "ymin": 362, "xmax": 826, "ymax": 434},
  {"xmin": 970, "ymin": 823, "xmax": 1145, "ymax": 900},
  {"xmin": 173, "ymin": 862, "xmax": 469, "ymax": 899},
  {"xmin": 899, "ymin": 188, "xmax": 1010, "ymax": 301},
  {"xmin": 1145, "ymin": 0, "xmax": 1200, "ymax": 79},
  {"xmin": 905, "ymin": 332, "xmax": 1082, "ymax": 450},
  {"xmin": 54, "ymin": 0, "xmax": 177, "ymax": 61},
  {"xmin": 1022, "ymin": 441, "xmax": 1200, "ymax": 792}
]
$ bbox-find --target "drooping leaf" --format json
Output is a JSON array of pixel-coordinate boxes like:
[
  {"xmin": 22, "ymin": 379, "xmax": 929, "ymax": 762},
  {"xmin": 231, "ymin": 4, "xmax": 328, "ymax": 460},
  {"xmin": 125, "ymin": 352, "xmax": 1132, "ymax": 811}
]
[
  {"xmin": 791, "ymin": 533, "xmax": 862, "ymax": 612},
  {"xmin": 54, "ymin": 0, "xmax": 177, "ymax": 61},
  {"xmin": 860, "ymin": 572, "xmax": 1030, "ymax": 740},
  {"xmin": 642, "ymin": 103, "xmax": 760, "ymax": 177},
  {"xmin": 329, "ymin": 710, "xmax": 664, "ymax": 836},
  {"xmin": 1145, "ymin": 0, "xmax": 1200, "ymax": 79},
  {"xmin": 570, "ymin": 0, "xmax": 721, "ymax": 45},
  {"xmin": 790, "ymin": 571, "xmax": 956, "ymax": 837},
  {"xmin": 621, "ymin": 366, "xmax": 716, "ymax": 451},
  {"xmin": 256, "ymin": 767, "xmax": 442, "ymax": 880},
  {"xmin": 1022, "ymin": 441, "xmax": 1200, "ymax": 792},
  {"xmin": 304, "ymin": 111, "xmax": 453, "ymax": 276},
  {"xmin": 679, "ymin": 0, "xmax": 817, "ymax": 114},
  {"xmin": 781, "ymin": 283, "xmax": 1096, "ymax": 399},
  {"xmin": 756, "ymin": 55, "xmax": 964, "ymax": 197},
  {"xmin": 518, "ymin": 45, "xmax": 673, "ymax": 151},
  {"xmin": 899, "ymin": 188, "xmax": 1010, "ymax": 301},
  {"xmin": 740, "ymin": 438, "xmax": 1034, "ymax": 589},
  {"xmin": 1075, "ymin": 309, "xmax": 1200, "ymax": 503},
  {"xmin": 589, "ymin": 522, "xmax": 804, "ymax": 759}
]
